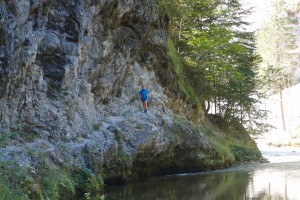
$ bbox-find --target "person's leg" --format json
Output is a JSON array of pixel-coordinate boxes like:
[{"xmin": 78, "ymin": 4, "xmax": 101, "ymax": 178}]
[{"xmin": 143, "ymin": 101, "xmax": 148, "ymax": 112}]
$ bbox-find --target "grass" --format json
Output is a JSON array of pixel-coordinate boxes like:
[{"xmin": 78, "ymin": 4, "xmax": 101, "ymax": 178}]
[
  {"xmin": 167, "ymin": 36, "xmax": 206, "ymax": 121},
  {"xmin": 211, "ymin": 139, "xmax": 235, "ymax": 162},
  {"xmin": 0, "ymin": 160, "xmax": 104, "ymax": 200},
  {"xmin": 167, "ymin": 37, "xmax": 196, "ymax": 102},
  {"xmin": 199, "ymin": 119, "xmax": 264, "ymax": 164},
  {"xmin": 230, "ymin": 145, "xmax": 262, "ymax": 162}
]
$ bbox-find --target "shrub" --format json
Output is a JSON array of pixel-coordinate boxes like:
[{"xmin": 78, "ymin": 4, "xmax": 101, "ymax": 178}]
[
  {"xmin": 41, "ymin": 168, "xmax": 76, "ymax": 200},
  {"xmin": 72, "ymin": 168, "xmax": 103, "ymax": 193},
  {"xmin": 0, "ymin": 161, "xmax": 33, "ymax": 199},
  {"xmin": 230, "ymin": 145, "xmax": 261, "ymax": 162},
  {"xmin": 0, "ymin": 160, "xmax": 106, "ymax": 199}
]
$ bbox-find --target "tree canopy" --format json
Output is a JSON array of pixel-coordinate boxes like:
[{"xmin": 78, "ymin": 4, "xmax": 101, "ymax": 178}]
[
  {"xmin": 160, "ymin": 0, "xmax": 262, "ymax": 127},
  {"xmin": 255, "ymin": 0, "xmax": 298, "ymax": 94}
]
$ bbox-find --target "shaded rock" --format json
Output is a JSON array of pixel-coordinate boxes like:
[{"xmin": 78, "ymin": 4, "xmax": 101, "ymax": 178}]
[{"xmin": 0, "ymin": 0, "xmax": 253, "ymax": 185}]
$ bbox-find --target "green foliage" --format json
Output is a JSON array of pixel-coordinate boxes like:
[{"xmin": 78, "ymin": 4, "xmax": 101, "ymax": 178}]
[
  {"xmin": 0, "ymin": 181, "xmax": 30, "ymax": 200},
  {"xmin": 172, "ymin": 116, "xmax": 183, "ymax": 125},
  {"xmin": 200, "ymin": 116, "xmax": 263, "ymax": 164},
  {"xmin": 42, "ymin": 4, "xmax": 51, "ymax": 15},
  {"xmin": 199, "ymin": 126, "xmax": 214, "ymax": 137},
  {"xmin": 200, "ymin": 125, "xmax": 235, "ymax": 164},
  {"xmin": 72, "ymin": 168, "xmax": 103, "ymax": 193},
  {"xmin": 211, "ymin": 139, "xmax": 235, "ymax": 163},
  {"xmin": 184, "ymin": 26, "xmax": 258, "ymax": 122},
  {"xmin": 0, "ymin": 160, "xmax": 106, "ymax": 200},
  {"xmin": 167, "ymin": 37, "xmax": 191, "ymax": 99},
  {"xmin": 0, "ymin": 161, "xmax": 34, "ymax": 199},
  {"xmin": 230, "ymin": 145, "xmax": 261, "ymax": 162},
  {"xmin": 84, "ymin": 193, "xmax": 105, "ymax": 200},
  {"xmin": 0, "ymin": 127, "xmax": 19, "ymax": 147},
  {"xmin": 255, "ymin": 0, "xmax": 298, "ymax": 93},
  {"xmin": 167, "ymin": 36, "xmax": 203, "ymax": 106},
  {"xmin": 161, "ymin": 0, "xmax": 261, "ymax": 125},
  {"xmin": 41, "ymin": 168, "xmax": 76, "ymax": 200},
  {"xmin": 0, "ymin": 160, "xmax": 78, "ymax": 200},
  {"xmin": 157, "ymin": 0, "xmax": 182, "ymax": 18}
]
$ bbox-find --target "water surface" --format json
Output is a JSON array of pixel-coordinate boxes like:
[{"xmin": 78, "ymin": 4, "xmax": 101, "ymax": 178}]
[{"xmin": 104, "ymin": 161, "xmax": 300, "ymax": 200}]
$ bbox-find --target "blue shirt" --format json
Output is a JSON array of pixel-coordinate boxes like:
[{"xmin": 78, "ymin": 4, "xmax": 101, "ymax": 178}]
[{"xmin": 139, "ymin": 88, "xmax": 149, "ymax": 101}]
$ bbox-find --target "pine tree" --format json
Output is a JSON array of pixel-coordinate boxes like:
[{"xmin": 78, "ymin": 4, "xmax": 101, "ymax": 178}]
[{"xmin": 161, "ymin": 0, "xmax": 263, "ymax": 126}]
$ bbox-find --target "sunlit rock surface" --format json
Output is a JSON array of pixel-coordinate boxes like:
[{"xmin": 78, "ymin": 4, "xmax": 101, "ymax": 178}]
[{"xmin": 0, "ymin": 0, "xmax": 229, "ymax": 182}]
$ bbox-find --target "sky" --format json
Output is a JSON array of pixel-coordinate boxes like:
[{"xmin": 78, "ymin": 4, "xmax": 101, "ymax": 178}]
[
  {"xmin": 242, "ymin": 0, "xmax": 300, "ymax": 31},
  {"xmin": 241, "ymin": 0, "xmax": 269, "ymax": 31}
]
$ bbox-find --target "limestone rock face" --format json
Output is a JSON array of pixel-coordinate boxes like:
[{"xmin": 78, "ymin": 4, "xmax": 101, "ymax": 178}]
[{"xmin": 0, "ymin": 0, "xmax": 222, "ymax": 181}]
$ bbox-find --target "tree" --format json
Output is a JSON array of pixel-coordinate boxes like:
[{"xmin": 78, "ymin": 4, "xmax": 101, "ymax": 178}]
[
  {"xmin": 255, "ymin": 0, "xmax": 298, "ymax": 132},
  {"xmin": 179, "ymin": 0, "xmax": 258, "ymax": 122},
  {"xmin": 256, "ymin": 0, "xmax": 298, "ymax": 93},
  {"xmin": 160, "ymin": 0, "xmax": 263, "ymax": 126}
]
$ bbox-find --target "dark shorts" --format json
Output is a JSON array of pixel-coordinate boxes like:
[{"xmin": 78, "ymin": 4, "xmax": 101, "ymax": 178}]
[{"xmin": 141, "ymin": 98, "xmax": 147, "ymax": 102}]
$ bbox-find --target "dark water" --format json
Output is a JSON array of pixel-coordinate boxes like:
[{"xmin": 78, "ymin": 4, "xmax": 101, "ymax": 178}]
[{"xmin": 104, "ymin": 161, "xmax": 300, "ymax": 200}]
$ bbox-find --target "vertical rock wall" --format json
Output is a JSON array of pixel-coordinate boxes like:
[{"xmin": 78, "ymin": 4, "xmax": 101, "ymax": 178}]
[
  {"xmin": 0, "ymin": 0, "xmax": 169, "ymax": 138},
  {"xmin": 0, "ymin": 0, "xmax": 229, "ymax": 182}
]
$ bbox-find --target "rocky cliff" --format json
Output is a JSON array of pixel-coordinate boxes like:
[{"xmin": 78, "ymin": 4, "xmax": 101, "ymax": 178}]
[{"xmin": 0, "ymin": 0, "xmax": 260, "ymax": 191}]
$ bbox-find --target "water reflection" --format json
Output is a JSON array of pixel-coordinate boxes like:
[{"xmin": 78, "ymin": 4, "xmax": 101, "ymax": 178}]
[
  {"xmin": 105, "ymin": 171, "xmax": 249, "ymax": 200},
  {"xmin": 104, "ymin": 161, "xmax": 300, "ymax": 200},
  {"xmin": 246, "ymin": 162, "xmax": 300, "ymax": 200}
]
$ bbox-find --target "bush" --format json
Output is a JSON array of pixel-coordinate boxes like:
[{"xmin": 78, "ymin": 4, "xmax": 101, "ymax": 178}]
[
  {"xmin": 72, "ymin": 168, "xmax": 103, "ymax": 193},
  {"xmin": 0, "ymin": 161, "xmax": 79, "ymax": 200},
  {"xmin": 0, "ymin": 161, "xmax": 33, "ymax": 199},
  {"xmin": 230, "ymin": 145, "xmax": 262, "ymax": 162},
  {"xmin": 41, "ymin": 168, "xmax": 76, "ymax": 200}
]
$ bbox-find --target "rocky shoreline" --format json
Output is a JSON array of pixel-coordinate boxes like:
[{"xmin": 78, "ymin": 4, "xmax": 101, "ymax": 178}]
[{"xmin": 0, "ymin": 0, "xmax": 262, "ymax": 198}]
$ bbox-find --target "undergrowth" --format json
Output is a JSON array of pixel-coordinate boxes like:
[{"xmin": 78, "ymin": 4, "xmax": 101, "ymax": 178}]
[
  {"xmin": 0, "ymin": 160, "xmax": 104, "ymax": 200},
  {"xmin": 230, "ymin": 145, "xmax": 262, "ymax": 162},
  {"xmin": 199, "ymin": 119, "xmax": 264, "ymax": 164},
  {"xmin": 167, "ymin": 36, "xmax": 201, "ymax": 105}
]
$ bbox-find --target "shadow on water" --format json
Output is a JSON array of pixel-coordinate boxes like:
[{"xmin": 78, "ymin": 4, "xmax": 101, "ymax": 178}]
[
  {"xmin": 104, "ymin": 170, "xmax": 250, "ymax": 200},
  {"xmin": 102, "ymin": 161, "xmax": 300, "ymax": 200}
]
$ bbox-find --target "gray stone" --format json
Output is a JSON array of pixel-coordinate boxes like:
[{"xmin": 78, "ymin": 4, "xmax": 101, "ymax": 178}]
[{"xmin": 0, "ymin": 0, "xmax": 232, "ymax": 182}]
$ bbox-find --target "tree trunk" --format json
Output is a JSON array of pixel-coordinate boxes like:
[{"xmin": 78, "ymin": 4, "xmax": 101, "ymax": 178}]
[
  {"xmin": 279, "ymin": 88, "xmax": 286, "ymax": 132},
  {"xmin": 205, "ymin": 100, "xmax": 210, "ymax": 114}
]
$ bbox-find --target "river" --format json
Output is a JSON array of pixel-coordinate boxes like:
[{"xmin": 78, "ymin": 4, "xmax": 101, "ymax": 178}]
[{"xmin": 103, "ymin": 142, "xmax": 300, "ymax": 200}]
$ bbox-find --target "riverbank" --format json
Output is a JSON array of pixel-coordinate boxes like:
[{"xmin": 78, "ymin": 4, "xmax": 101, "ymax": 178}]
[
  {"xmin": 254, "ymin": 132, "xmax": 300, "ymax": 163},
  {"xmin": 103, "ymin": 156, "xmax": 300, "ymax": 200}
]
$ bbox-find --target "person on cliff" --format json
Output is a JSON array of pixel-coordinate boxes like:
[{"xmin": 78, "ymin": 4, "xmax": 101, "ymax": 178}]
[{"xmin": 139, "ymin": 84, "xmax": 150, "ymax": 113}]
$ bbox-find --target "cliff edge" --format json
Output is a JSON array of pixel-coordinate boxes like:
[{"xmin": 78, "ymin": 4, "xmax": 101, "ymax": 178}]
[{"xmin": 0, "ymin": 1, "xmax": 261, "ymax": 195}]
